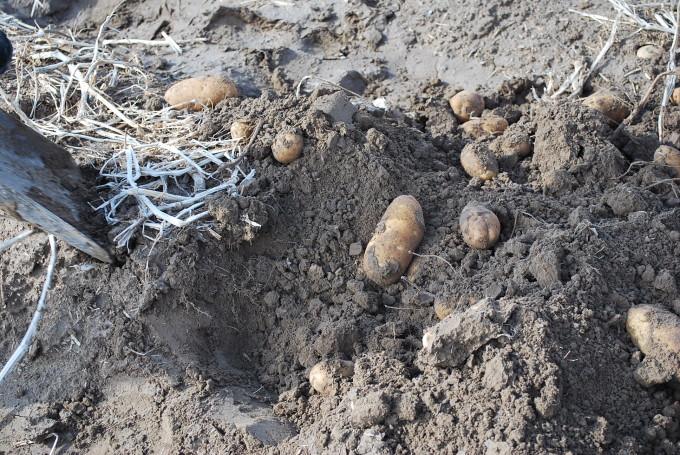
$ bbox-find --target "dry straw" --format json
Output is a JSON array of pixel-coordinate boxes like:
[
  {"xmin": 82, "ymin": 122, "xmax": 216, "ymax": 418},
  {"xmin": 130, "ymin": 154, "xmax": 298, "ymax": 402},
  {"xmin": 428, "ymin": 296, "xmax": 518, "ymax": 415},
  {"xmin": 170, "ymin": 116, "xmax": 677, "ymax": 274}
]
[
  {"xmin": 0, "ymin": 8, "xmax": 254, "ymax": 248},
  {"xmin": 572, "ymin": 0, "xmax": 680, "ymax": 141}
]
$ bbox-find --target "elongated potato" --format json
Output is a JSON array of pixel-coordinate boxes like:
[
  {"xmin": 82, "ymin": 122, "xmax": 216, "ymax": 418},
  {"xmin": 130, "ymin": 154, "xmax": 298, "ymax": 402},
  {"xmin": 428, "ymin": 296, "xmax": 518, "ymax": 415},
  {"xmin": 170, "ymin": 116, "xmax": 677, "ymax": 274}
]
[
  {"xmin": 363, "ymin": 195, "xmax": 425, "ymax": 286},
  {"xmin": 165, "ymin": 75, "xmax": 238, "ymax": 111},
  {"xmin": 449, "ymin": 90, "xmax": 485, "ymax": 123},
  {"xmin": 459, "ymin": 201, "xmax": 500, "ymax": 249},
  {"xmin": 583, "ymin": 91, "xmax": 630, "ymax": 125},
  {"xmin": 272, "ymin": 131, "xmax": 304, "ymax": 163},
  {"xmin": 461, "ymin": 116, "xmax": 508, "ymax": 139},
  {"xmin": 309, "ymin": 360, "xmax": 355, "ymax": 395},
  {"xmin": 627, "ymin": 305, "xmax": 680, "ymax": 384},
  {"xmin": 654, "ymin": 145, "xmax": 680, "ymax": 177},
  {"xmin": 460, "ymin": 143, "xmax": 499, "ymax": 181}
]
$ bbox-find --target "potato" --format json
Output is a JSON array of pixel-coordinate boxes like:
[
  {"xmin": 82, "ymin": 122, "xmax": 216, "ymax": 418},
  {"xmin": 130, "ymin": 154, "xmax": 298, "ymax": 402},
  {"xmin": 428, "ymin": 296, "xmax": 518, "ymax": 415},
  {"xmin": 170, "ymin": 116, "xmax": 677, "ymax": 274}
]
[
  {"xmin": 164, "ymin": 75, "xmax": 238, "ymax": 111},
  {"xmin": 363, "ymin": 195, "xmax": 425, "ymax": 286},
  {"xmin": 461, "ymin": 117, "xmax": 508, "ymax": 139},
  {"xmin": 309, "ymin": 360, "xmax": 354, "ymax": 395},
  {"xmin": 498, "ymin": 131, "xmax": 532, "ymax": 158},
  {"xmin": 583, "ymin": 91, "xmax": 630, "ymax": 125},
  {"xmin": 654, "ymin": 145, "xmax": 680, "ymax": 177},
  {"xmin": 433, "ymin": 295, "xmax": 477, "ymax": 320},
  {"xmin": 460, "ymin": 143, "xmax": 499, "ymax": 181},
  {"xmin": 272, "ymin": 131, "xmax": 304, "ymax": 163},
  {"xmin": 636, "ymin": 44, "xmax": 663, "ymax": 60},
  {"xmin": 459, "ymin": 201, "xmax": 501, "ymax": 249},
  {"xmin": 671, "ymin": 87, "xmax": 680, "ymax": 105},
  {"xmin": 626, "ymin": 305, "xmax": 680, "ymax": 384},
  {"xmin": 405, "ymin": 254, "xmax": 426, "ymax": 281},
  {"xmin": 230, "ymin": 121, "xmax": 253, "ymax": 142},
  {"xmin": 449, "ymin": 90, "xmax": 485, "ymax": 123}
]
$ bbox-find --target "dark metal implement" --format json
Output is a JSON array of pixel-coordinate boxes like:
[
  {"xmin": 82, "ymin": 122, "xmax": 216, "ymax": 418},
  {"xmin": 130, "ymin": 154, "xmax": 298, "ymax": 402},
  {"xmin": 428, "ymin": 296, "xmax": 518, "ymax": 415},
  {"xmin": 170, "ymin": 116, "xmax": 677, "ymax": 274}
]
[{"xmin": 0, "ymin": 109, "xmax": 111, "ymax": 262}]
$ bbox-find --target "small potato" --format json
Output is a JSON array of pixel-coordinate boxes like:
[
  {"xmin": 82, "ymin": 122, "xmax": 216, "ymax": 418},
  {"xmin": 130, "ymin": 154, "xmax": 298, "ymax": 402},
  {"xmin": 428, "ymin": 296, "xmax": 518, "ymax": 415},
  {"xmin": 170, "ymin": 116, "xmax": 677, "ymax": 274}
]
[
  {"xmin": 449, "ymin": 90, "xmax": 485, "ymax": 123},
  {"xmin": 626, "ymin": 305, "xmax": 680, "ymax": 383},
  {"xmin": 498, "ymin": 131, "xmax": 532, "ymax": 158},
  {"xmin": 654, "ymin": 145, "xmax": 680, "ymax": 176},
  {"xmin": 671, "ymin": 87, "xmax": 680, "ymax": 105},
  {"xmin": 309, "ymin": 360, "xmax": 355, "ymax": 395},
  {"xmin": 405, "ymin": 254, "xmax": 426, "ymax": 281},
  {"xmin": 636, "ymin": 44, "xmax": 664, "ymax": 60},
  {"xmin": 230, "ymin": 121, "xmax": 253, "ymax": 142},
  {"xmin": 363, "ymin": 195, "xmax": 425, "ymax": 286},
  {"xmin": 164, "ymin": 75, "xmax": 238, "ymax": 111},
  {"xmin": 272, "ymin": 131, "xmax": 304, "ymax": 163},
  {"xmin": 461, "ymin": 117, "xmax": 509, "ymax": 139},
  {"xmin": 459, "ymin": 201, "xmax": 501, "ymax": 249},
  {"xmin": 433, "ymin": 295, "xmax": 477, "ymax": 321},
  {"xmin": 460, "ymin": 143, "xmax": 499, "ymax": 181},
  {"xmin": 583, "ymin": 91, "xmax": 630, "ymax": 125}
]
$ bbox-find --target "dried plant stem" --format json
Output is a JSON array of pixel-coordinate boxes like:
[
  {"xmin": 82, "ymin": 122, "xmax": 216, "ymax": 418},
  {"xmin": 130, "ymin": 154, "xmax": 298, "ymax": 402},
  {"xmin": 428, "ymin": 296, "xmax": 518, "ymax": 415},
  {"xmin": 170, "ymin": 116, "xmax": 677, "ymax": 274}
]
[
  {"xmin": 0, "ymin": 9, "xmax": 257, "ymax": 247},
  {"xmin": 0, "ymin": 230, "xmax": 33, "ymax": 252},
  {"xmin": 610, "ymin": 70, "xmax": 679, "ymax": 140},
  {"xmin": 658, "ymin": 1, "xmax": 680, "ymax": 141},
  {"xmin": 0, "ymin": 235, "xmax": 57, "ymax": 384}
]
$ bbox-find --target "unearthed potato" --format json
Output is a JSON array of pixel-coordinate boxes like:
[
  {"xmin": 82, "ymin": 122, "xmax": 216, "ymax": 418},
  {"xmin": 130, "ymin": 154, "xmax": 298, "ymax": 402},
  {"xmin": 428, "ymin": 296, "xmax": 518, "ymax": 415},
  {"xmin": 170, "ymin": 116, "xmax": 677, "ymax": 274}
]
[
  {"xmin": 671, "ymin": 87, "xmax": 680, "ymax": 105},
  {"xmin": 405, "ymin": 254, "xmax": 426, "ymax": 281},
  {"xmin": 230, "ymin": 121, "xmax": 253, "ymax": 142},
  {"xmin": 164, "ymin": 75, "xmax": 238, "ymax": 111},
  {"xmin": 460, "ymin": 143, "xmax": 499, "ymax": 181},
  {"xmin": 272, "ymin": 131, "xmax": 304, "ymax": 163},
  {"xmin": 363, "ymin": 195, "xmax": 425, "ymax": 286},
  {"xmin": 461, "ymin": 117, "xmax": 509, "ymax": 139},
  {"xmin": 449, "ymin": 90, "xmax": 485, "ymax": 123},
  {"xmin": 654, "ymin": 145, "xmax": 680, "ymax": 177},
  {"xmin": 309, "ymin": 359, "xmax": 355, "ymax": 395},
  {"xmin": 433, "ymin": 295, "xmax": 477, "ymax": 321},
  {"xmin": 636, "ymin": 44, "xmax": 663, "ymax": 60},
  {"xmin": 459, "ymin": 201, "xmax": 501, "ymax": 249},
  {"xmin": 498, "ymin": 131, "xmax": 532, "ymax": 158},
  {"xmin": 626, "ymin": 305, "xmax": 680, "ymax": 386},
  {"xmin": 583, "ymin": 91, "xmax": 630, "ymax": 125}
]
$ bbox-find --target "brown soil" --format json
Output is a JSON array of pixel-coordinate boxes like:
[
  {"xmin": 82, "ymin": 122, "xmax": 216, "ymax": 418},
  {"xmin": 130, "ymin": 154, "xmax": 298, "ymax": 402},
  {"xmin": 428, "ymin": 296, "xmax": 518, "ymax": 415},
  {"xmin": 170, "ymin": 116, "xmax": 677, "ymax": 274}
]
[{"xmin": 1, "ymin": 1, "xmax": 680, "ymax": 454}]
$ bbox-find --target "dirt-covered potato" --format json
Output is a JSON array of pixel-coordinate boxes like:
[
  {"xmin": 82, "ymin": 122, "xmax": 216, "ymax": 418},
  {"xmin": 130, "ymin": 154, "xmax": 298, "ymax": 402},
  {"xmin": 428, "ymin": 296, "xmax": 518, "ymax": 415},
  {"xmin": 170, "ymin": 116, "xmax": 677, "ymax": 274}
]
[
  {"xmin": 671, "ymin": 87, "xmax": 680, "ymax": 105},
  {"xmin": 636, "ymin": 44, "xmax": 664, "ymax": 60},
  {"xmin": 449, "ymin": 90, "xmax": 485, "ymax": 123},
  {"xmin": 164, "ymin": 75, "xmax": 238, "ymax": 111},
  {"xmin": 583, "ymin": 91, "xmax": 630, "ymax": 125},
  {"xmin": 461, "ymin": 116, "xmax": 508, "ymax": 139},
  {"xmin": 433, "ymin": 295, "xmax": 477, "ymax": 320},
  {"xmin": 309, "ymin": 360, "xmax": 355, "ymax": 395},
  {"xmin": 230, "ymin": 121, "xmax": 253, "ymax": 142},
  {"xmin": 272, "ymin": 131, "xmax": 304, "ymax": 163},
  {"xmin": 626, "ymin": 305, "xmax": 680, "ymax": 386},
  {"xmin": 460, "ymin": 143, "xmax": 499, "ymax": 181},
  {"xmin": 363, "ymin": 195, "xmax": 425, "ymax": 286},
  {"xmin": 459, "ymin": 201, "xmax": 501, "ymax": 249},
  {"xmin": 654, "ymin": 144, "xmax": 680, "ymax": 177},
  {"xmin": 497, "ymin": 131, "xmax": 532, "ymax": 158}
]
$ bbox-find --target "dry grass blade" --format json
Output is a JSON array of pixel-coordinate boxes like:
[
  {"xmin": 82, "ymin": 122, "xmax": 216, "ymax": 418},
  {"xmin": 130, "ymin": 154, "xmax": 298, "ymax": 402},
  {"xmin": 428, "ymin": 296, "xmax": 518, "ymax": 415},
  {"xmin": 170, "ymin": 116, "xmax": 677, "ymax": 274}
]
[
  {"xmin": 0, "ymin": 10, "xmax": 257, "ymax": 247},
  {"xmin": 0, "ymin": 235, "xmax": 57, "ymax": 384}
]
